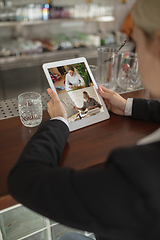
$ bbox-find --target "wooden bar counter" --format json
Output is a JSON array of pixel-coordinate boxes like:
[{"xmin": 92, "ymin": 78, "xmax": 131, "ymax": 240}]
[{"xmin": 0, "ymin": 89, "xmax": 159, "ymax": 210}]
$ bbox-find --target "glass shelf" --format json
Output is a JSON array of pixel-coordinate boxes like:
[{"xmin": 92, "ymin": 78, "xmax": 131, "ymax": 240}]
[
  {"xmin": 0, "ymin": 17, "xmax": 114, "ymax": 28},
  {"xmin": 0, "ymin": 22, "xmax": 17, "ymax": 27},
  {"xmin": 0, "ymin": 203, "xmax": 96, "ymax": 240},
  {"xmin": 23, "ymin": 229, "xmax": 48, "ymax": 240},
  {"xmin": 51, "ymin": 223, "xmax": 86, "ymax": 240},
  {"xmin": 0, "ymin": 205, "xmax": 47, "ymax": 240}
]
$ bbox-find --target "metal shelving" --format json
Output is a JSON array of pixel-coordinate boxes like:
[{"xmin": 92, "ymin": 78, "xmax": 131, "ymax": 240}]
[{"xmin": 0, "ymin": 17, "xmax": 114, "ymax": 28}]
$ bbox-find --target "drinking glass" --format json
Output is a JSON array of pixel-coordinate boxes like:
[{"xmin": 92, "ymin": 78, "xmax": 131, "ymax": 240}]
[
  {"xmin": 117, "ymin": 52, "xmax": 141, "ymax": 91},
  {"xmin": 97, "ymin": 47, "xmax": 118, "ymax": 91},
  {"xmin": 18, "ymin": 92, "xmax": 42, "ymax": 127}
]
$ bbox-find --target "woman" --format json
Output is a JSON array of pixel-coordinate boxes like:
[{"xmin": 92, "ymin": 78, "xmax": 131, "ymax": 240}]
[
  {"xmin": 8, "ymin": 1, "xmax": 160, "ymax": 239},
  {"xmin": 65, "ymin": 66, "xmax": 85, "ymax": 91}
]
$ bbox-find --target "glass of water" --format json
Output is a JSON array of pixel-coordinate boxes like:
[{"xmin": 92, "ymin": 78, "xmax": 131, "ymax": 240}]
[
  {"xmin": 18, "ymin": 92, "xmax": 42, "ymax": 127},
  {"xmin": 97, "ymin": 47, "xmax": 118, "ymax": 91}
]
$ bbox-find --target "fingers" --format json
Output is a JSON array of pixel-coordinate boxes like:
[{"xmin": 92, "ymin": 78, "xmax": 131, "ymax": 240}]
[
  {"xmin": 98, "ymin": 85, "xmax": 113, "ymax": 100},
  {"xmin": 47, "ymin": 88, "xmax": 59, "ymax": 103},
  {"xmin": 47, "ymin": 100, "xmax": 51, "ymax": 116},
  {"xmin": 98, "ymin": 85, "xmax": 113, "ymax": 94},
  {"xmin": 47, "ymin": 99, "xmax": 53, "ymax": 115},
  {"xmin": 104, "ymin": 99, "xmax": 111, "ymax": 111},
  {"xmin": 47, "ymin": 108, "xmax": 51, "ymax": 117}
]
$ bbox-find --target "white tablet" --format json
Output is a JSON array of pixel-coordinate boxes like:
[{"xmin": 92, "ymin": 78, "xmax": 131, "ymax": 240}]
[{"xmin": 43, "ymin": 57, "xmax": 110, "ymax": 131}]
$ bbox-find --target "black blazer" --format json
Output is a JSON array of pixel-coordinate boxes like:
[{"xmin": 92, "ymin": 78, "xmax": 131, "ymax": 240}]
[{"xmin": 8, "ymin": 98, "xmax": 160, "ymax": 240}]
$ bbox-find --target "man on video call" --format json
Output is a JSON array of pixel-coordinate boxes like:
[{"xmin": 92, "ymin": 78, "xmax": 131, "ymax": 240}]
[
  {"xmin": 73, "ymin": 91, "xmax": 101, "ymax": 112},
  {"xmin": 65, "ymin": 66, "xmax": 85, "ymax": 91}
]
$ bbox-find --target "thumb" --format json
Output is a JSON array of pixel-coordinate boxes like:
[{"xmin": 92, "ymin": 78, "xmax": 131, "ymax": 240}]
[
  {"xmin": 98, "ymin": 86, "xmax": 112, "ymax": 100},
  {"xmin": 47, "ymin": 88, "xmax": 59, "ymax": 103}
]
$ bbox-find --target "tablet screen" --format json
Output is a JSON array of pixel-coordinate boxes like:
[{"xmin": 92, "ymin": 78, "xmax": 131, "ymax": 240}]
[{"xmin": 47, "ymin": 62, "xmax": 104, "ymax": 123}]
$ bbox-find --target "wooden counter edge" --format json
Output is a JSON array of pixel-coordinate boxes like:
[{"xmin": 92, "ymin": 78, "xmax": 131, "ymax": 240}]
[{"xmin": 0, "ymin": 195, "xmax": 18, "ymax": 211}]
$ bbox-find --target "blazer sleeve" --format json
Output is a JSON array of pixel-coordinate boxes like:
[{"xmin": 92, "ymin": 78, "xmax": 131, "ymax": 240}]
[
  {"xmin": 132, "ymin": 98, "xmax": 160, "ymax": 122},
  {"xmin": 7, "ymin": 119, "xmax": 70, "ymax": 209},
  {"xmin": 7, "ymin": 118, "xmax": 160, "ymax": 239}
]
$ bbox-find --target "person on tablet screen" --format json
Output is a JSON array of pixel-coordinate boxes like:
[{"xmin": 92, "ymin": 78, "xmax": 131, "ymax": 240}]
[
  {"xmin": 65, "ymin": 66, "xmax": 85, "ymax": 91},
  {"xmin": 8, "ymin": 1, "xmax": 160, "ymax": 240},
  {"xmin": 73, "ymin": 91, "xmax": 101, "ymax": 112}
]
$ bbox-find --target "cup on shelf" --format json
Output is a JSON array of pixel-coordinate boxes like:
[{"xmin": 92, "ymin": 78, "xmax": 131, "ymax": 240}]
[
  {"xmin": 18, "ymin": 92, "xmax": 42, "ymax": 127},
  {"xmin": 97, "ymin": 47, "xmax": 118, "ymax": 91},
  {"xmin": 117, "ymin": 52, "xmax": 141, "ymax": 91}
]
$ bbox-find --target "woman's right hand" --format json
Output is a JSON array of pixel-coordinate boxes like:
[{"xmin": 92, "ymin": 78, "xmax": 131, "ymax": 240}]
[{"xmin": 98, "ymin": 85, "xmax": 127, "ymax": 115}]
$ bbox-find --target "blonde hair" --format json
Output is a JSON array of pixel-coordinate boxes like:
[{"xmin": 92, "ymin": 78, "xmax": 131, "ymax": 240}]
[{"xmin": 132, "ymin": 0, "xmax": 160, "ymax": 39}]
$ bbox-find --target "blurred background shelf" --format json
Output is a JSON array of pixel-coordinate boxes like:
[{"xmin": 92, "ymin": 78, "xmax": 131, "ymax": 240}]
[
  {"xmin": 0, "ymin": 0, "xmax": 136, "ymax": 101},
  {"xmin": 0, "ymin": 17, "xmax": 116, "ymax": 28}
]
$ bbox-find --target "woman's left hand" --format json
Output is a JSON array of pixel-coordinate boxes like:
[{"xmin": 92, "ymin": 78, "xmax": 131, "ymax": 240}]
[{"xmin": 47, "ymin": 88, "xmax": 67, "ymax": 119}]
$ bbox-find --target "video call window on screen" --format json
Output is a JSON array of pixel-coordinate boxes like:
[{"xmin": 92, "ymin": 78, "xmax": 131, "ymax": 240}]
[{"xmin": 48, "ymin": 63, "xmax": 104, "ymax": 123}]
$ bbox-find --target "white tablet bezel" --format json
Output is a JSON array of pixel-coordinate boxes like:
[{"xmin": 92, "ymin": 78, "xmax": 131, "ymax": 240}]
[{"xmin": 43, "ymin": 57, "xmax": 110, "ymax": 131}]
